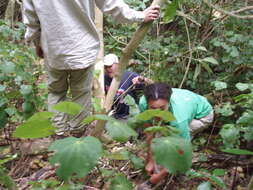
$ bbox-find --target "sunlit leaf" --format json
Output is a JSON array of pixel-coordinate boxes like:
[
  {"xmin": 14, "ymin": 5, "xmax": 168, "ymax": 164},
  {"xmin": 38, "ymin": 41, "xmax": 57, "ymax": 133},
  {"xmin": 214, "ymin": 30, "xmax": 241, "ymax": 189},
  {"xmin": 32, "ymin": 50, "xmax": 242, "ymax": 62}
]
[
  {"xmin": 14, "ymin": 112, "xmax": 55, "ymax": 138},
  {"xmin": 49, "ymin": 137, "xmax": 103, "ymax": 181},
  {"xmin": 136, "ymin": 109, "xmax": 176, "ymax": 122},
  {"xmin": 52, "ymin": 101, "xmax": 81, "ymax": 115},
  {"xmin": 213, "ymin": 81, "xmax": 227, "ymax": 91},
  {"xmin": 235, "ymin": 83, "xmax": 249, "ymax": 91},
  {"xmin": 152, "ymin": 137, "xmax": 192, "ymax": 174},
  {"xmin": 196, "ymin": 46, "xmax": 208, "ymax": 52},
  {"xmin": 202, "ymin": 57, "xmax": 219, "ymax": 65},
  {"xmin": 164, "ymin": 0, "xmax": 180, "ymax": 22},
  {"xmin": 20, "ymin": 85, "xmax": 33, "ymax": 95},
  {"xmin": 106, "ymin": 120, "xmax": 137, "ymax": 142}
]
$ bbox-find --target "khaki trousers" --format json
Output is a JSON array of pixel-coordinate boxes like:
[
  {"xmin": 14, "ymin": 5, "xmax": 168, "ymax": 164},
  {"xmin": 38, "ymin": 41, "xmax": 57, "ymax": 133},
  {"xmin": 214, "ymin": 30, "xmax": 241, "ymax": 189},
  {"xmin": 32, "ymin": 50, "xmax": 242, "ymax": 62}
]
[
  {"xmin": 46, "ymin": 65, "xmax": 94, "ymax": 134},
  {"xmin": 189, "ymin": 111, "xmax": 214, "ymax": 135}
]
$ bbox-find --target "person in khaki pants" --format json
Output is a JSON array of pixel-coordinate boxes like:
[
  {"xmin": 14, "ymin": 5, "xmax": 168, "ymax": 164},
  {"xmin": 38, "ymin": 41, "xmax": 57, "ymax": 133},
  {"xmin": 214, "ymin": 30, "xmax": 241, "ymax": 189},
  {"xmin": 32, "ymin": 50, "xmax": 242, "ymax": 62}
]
[{"xmin": 23, "ymin": 0, "xmax": 160, "ymax": 135}]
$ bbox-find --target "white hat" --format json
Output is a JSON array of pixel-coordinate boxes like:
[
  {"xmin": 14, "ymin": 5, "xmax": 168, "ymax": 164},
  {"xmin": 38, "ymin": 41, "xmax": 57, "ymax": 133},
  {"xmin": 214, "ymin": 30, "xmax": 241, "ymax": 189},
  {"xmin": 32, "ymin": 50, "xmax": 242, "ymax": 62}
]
[{"xmin": 103, "ymin": 54, "xmax": 119, "ymax": 66}]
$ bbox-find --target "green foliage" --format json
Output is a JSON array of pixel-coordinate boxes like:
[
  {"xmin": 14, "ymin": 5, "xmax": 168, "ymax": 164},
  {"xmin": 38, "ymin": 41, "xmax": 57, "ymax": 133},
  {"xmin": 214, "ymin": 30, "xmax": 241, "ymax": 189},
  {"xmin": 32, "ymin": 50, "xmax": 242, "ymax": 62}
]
[
  {"xmin": 52, "ymin": 102, "xmax": 82, "ymax": 115},
  {"xmin": 106, "ymin": 120, "xmax": 137, "ymax": 142},
  {"xmin": 29, "ymin": 180, "xmax": 84, "ymax": 190},
  {"xmin": 48, "ymin": 137, "xmax": 103, "ymax": 181},
  {"xmin": 222, "ymin": 148, "xmax": 253, "ymax": 155},
  {"xmin": 187, "ymin": 169, "xmax": 226, "ymax": 189},
  {"xmin": 0, "ymin": 166, "xmax": 18, "ymax": 190},
  {"xmin": 0, "ymin": 20, "xmax": 45, "ymax": 128},
  {"xmin": 219, "ymin": 124, "xmax": 240, "ymax": 148},
  {"xmin": 13, "ymin": 112, "xmax": 55, "ymax": 139},
  {"xmin": 136, "ymin": 109, "xmax": 176, "ymax": 122},
  {"xmin": 152, "ymin": 137, "xmax": 192, "ymax": 174},
  {"xmin": 109, "ymin": 173, "xmax": 133, "ymax": 190}
]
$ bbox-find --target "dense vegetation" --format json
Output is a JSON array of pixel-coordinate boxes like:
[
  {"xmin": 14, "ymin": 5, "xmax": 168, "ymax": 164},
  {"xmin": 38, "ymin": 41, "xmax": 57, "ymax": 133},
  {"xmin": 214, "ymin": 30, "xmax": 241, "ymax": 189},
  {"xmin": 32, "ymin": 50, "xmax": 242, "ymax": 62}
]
[{"xmin": 0, "ymin": 0, "xmax": 252, "ymax": 189}]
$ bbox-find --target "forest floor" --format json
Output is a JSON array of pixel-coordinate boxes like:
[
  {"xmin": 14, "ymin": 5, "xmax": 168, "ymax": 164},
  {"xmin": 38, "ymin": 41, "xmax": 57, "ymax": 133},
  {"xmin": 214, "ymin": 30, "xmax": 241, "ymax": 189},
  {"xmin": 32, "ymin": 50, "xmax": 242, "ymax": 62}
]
[{"xmin": 0, "ymin": 124, "xmax": 252, "ymax": 190}]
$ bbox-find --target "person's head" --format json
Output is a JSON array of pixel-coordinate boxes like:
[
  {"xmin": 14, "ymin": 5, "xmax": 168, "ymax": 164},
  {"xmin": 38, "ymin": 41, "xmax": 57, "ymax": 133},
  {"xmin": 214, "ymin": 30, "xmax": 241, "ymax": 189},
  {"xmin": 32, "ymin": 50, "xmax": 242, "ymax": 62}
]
[
  {"xmin": 104, "ymin": 54, "xmax": 119, "ymax": 78},
  {"xmin": 144, "ymin": 83, "xmax": 172, "ymax": 111}
]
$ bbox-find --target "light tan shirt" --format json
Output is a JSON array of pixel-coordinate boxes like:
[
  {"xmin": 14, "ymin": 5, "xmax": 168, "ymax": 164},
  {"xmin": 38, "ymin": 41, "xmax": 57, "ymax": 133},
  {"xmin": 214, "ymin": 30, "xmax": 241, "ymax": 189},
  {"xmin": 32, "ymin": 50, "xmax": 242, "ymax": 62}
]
[{"xmin": 23, "ymin": 0, "xmax": 145, "ymax": 70}]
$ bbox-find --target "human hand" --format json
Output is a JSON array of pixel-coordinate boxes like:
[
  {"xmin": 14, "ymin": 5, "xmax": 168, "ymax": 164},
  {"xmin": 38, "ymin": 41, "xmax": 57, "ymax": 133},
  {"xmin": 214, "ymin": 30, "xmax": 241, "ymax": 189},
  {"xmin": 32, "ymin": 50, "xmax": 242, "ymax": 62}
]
[
  {"xmin": 36, "ymin": 45, "xmax": 44, "ymax": 58},
  {"xmin": 132, "ymin": 76, "xmax": 144, "ymax": 85},
  {"xmin": 149, "ymin": 168, "xmax": 168, "ymax": 184},
  {"xmin": 143, "ymin": 5, "xmax": 160, "ymax": 23},
  {"xmin": 145, "ymin": 160, "xmax": 155, "ymax": 176}
]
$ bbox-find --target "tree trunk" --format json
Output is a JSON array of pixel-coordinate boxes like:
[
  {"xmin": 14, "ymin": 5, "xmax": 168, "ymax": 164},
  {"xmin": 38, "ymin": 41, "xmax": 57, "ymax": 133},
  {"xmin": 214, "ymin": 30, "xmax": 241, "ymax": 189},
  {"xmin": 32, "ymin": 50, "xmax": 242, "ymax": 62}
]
[
  {"xmin": 4, "ymin": 0, "xmax": 15, "ymax": 26},
  {"xmin": 93, "ymin": 5, "xmax": 105, "ymax": 106},
  {"xmin": 91, "ymin": 0, "xmax": 166, "ymax": 139}
]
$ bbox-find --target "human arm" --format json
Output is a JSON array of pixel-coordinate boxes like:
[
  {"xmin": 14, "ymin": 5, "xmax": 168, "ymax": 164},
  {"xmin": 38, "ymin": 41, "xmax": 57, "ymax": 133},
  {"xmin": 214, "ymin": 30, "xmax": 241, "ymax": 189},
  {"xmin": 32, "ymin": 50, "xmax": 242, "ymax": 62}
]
[
  {"xmin": 132, "ymin": 76, "xmax": 154, "ymax": 86},
  {"xmin": 95, "ymin": 0, "xmax": 160, "ymax": 23},
  {"xmin": 23, "ymin": 0, "xmax": 43, "ymax": 58}
]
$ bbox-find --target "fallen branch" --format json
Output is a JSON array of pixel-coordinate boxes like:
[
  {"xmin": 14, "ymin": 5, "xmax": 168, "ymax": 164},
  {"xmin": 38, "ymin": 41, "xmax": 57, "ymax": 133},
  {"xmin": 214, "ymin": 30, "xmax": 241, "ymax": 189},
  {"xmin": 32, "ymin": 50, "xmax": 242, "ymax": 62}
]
[{"xmin": 203, "ymin": 0, "xmax": 253, "ymax": 19}]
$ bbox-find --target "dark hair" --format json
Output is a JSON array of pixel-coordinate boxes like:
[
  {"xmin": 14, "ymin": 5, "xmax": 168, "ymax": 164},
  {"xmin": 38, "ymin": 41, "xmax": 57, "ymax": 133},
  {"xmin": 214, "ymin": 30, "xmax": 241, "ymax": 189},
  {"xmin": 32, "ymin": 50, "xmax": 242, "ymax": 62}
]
[{"xmin": 144, "ymin": 83, "xmax": 172, "ymax": 102}]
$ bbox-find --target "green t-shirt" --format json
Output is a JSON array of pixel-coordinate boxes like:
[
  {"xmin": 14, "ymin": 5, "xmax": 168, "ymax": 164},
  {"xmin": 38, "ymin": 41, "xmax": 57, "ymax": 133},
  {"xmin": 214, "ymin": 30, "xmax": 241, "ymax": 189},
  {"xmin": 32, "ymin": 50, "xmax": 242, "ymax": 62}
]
[{"xmin": 139, "ymin": 88, "xmax": 213, "ymax": 140}]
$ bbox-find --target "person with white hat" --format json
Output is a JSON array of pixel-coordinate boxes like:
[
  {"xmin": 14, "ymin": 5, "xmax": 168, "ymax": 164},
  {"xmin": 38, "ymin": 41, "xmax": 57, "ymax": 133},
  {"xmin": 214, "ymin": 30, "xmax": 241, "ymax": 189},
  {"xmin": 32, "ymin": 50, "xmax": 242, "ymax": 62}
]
[
  {"xmin": 104, "ymin": 54, "xmax": 152, "ymax": 119},
  {"xmin": 23, "ymin": 0, "xmax": 160, "ymax": 135}
]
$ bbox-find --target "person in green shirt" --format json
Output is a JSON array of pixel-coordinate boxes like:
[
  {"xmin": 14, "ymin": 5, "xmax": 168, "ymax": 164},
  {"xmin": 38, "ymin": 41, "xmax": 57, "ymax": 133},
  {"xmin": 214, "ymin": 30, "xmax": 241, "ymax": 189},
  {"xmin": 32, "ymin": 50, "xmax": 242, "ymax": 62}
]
[{"xmin": 137, "ymin": 82, "xmax": 213, "ymax": 189}]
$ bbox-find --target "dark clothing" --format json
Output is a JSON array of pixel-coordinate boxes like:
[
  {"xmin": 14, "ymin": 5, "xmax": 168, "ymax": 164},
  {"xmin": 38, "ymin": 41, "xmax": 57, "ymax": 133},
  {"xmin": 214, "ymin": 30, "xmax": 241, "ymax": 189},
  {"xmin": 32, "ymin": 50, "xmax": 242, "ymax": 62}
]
[{"xmin": 104, "ymin": 71, "xmax": 144, "ymax": 119}]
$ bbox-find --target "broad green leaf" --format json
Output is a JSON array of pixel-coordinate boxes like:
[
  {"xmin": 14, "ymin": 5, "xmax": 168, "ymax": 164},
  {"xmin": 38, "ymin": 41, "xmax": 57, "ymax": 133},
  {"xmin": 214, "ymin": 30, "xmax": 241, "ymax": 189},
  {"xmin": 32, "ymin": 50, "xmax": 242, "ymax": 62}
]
[
  {"xmin": 202, "ymin": 57, "xmax": 219, "ymax": 65},
  {"xmin": 129, "ymin": 154, "xmax": 144, "ymax": 169},
  {"xmin": 212, "ymin": 169, "xmax": 225, "ymax": 176},
  {"xmin": 236, "ymin": 111, "xmax": 253, "ymax": 125},
  {"xmin": 222, "ymin": 148, "xmax": 253, "ymax": 155},
  {"xmin": 219, "ymin": 124, "xmax": 239, "ymax": 148},
  {"xmin": 136, "ymin": 109, "xmax": 176, "ymax": 122},
  {"xmin": 4, "ymin": 107, "xmax": 17, "ymax": 116},
  {"xmin": 213, "ymin": 81, "xmax": 227, "ymax": 91},
  {"xmin": 14, "ymin": 112, "xmax": 55, "ymax": 138},
  {"xmin": 49, "ymin": 137, "xmax": 103, "ymax": 181},
  {"xmin": 196, "ymin": 46, "xmax": 208, "ymax": 52},
  {"xmin": 20, "ymin": 85, "xmax": 33, "ymax": 95},
  {"xmin": 230, "ymin": 46, "xmax": 239, "ymax": 57},
  {"xmin": 124, "ymin": 95, "xmax": 140, "ymax": 116},
  {"xmin": 164, "ymin": 0, "xmax": 180, "ymax": 22},
  {"xmin": 215, "ymin": 102, "xmax": 234, "ymax": 116},
  {"xmin": 144, "ymin": 126, "xmax": 169, "ymax": 133},
  {"xmin": 0, "ymin": 61, "xmax": 15, "ymax": 73},
  {"xmin": 197, "ymin": 182, "xmax": 212, "ymax": 190},
  {"xmin": 106, "ymin": 120, "xmax": 137, "ymax": 142},
  {"xmin": 235, "ymin": 83, "xmax": 249, "ymax": 91},
  {"xmin": 82, "ymin": 114, "xmax": 115, "ymax": 125},
  {"xmin": 208, "ymin": 175, "xmax": 226, "ymax": 189},
  {"xmin": 110, "ymin": 173, "xmax": 133, "ymax": 190},
  {"xmin": 100, "ymin": 168, "xmax": 115, "ymax": 178},
  {"xmin": 152, "ymin": 137, "xmax": 192, "ymax": 174},
  {"xmin": 52, "ymin": 101, "xmax": 81, "ymax": 115}
]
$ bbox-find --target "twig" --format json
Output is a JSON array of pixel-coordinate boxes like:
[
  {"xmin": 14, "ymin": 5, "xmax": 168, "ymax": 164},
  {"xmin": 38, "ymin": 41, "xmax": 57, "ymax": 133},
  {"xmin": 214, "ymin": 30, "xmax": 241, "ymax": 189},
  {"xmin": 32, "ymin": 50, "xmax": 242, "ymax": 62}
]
[
  {"xmin": 179, "ymin": 11, "xmax": 193, "ymax": 89},
  {"xmin": 176, "ymin": 10, "xmax": 201, "ymax": 26},
  {"xmin": 163, "ymin": 175, "xmax": 174, "ymax": 190},
  {"xmin": 203, "ymin": 0, "xmax": 253, "ymax": 19}
]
